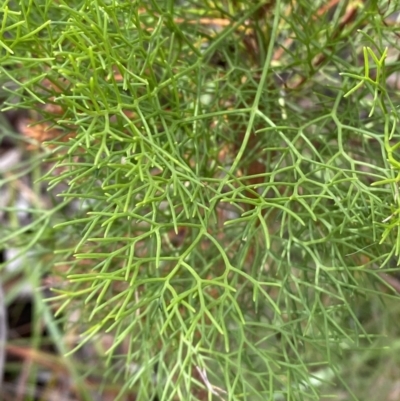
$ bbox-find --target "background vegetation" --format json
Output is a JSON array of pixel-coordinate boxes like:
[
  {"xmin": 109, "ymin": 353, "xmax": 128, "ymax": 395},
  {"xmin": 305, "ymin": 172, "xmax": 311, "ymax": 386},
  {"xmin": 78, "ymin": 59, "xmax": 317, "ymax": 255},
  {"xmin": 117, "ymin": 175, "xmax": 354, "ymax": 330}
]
[{"xmin": 1, "ymin": 0, "xmax": 400, "ymax": 400}]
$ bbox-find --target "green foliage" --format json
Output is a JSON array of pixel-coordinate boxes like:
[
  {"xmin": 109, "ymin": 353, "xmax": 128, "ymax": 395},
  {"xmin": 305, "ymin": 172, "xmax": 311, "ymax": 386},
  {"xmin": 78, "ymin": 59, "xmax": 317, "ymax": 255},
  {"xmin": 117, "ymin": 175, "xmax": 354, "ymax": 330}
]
[{"xmin": 1, "ymin": 0, "xmax": 400, "ymax": 400}]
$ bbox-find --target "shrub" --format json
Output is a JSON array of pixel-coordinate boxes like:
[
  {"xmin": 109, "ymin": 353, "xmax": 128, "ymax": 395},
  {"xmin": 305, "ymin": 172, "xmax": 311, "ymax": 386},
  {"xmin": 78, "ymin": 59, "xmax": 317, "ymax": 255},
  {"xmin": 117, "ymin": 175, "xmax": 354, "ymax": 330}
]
[{"xmin": 1, "ymin": 1, "xmax": 400, "ymax": 400}]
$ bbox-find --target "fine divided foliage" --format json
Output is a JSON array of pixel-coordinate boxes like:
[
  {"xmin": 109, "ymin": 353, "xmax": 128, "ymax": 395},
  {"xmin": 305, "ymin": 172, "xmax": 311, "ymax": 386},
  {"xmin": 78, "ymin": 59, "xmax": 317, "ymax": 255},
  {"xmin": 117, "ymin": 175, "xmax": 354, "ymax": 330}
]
[{"xmin": 1, "ymin": 1, "xmax": 400, "ymax": 400}]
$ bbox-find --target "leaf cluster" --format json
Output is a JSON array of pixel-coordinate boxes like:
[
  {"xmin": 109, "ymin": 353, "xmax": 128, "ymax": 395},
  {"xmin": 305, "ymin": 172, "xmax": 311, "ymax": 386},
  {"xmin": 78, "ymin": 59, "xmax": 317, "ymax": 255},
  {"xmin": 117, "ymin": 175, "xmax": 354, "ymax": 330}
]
[{"xmin": 1, "ymin": 1, "xmax": 400, "ymax": 400}]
